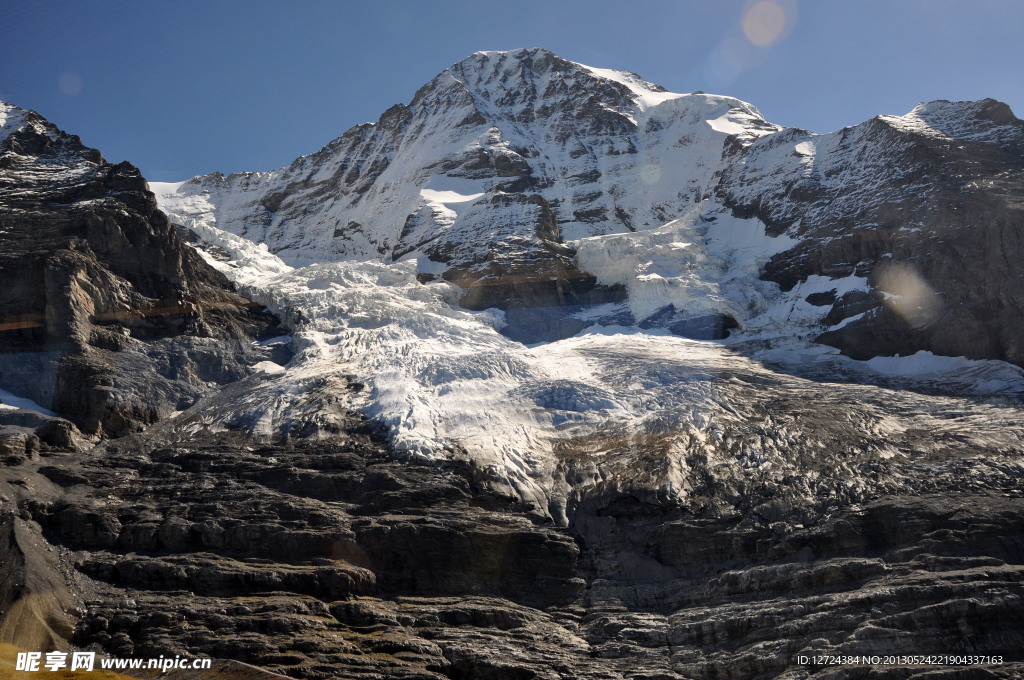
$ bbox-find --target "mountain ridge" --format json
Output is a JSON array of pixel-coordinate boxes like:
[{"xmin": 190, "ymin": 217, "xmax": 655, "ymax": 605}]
[
  {"xmin": 0, "ymin": 99, "xmax": 285, "ymax": 436},
  {"xmin": 153, "ymin": 48, "xmax": 1024, "ymax": 369}
]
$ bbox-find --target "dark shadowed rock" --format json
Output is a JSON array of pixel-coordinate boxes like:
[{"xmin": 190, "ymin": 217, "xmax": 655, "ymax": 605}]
[
  {"xmin": 638, "ymin": 307, "xmax": 740, "ymax": 339},
  {"xmin": 0, "ymin": 102, "xmax": 286, "ymax": 435}
]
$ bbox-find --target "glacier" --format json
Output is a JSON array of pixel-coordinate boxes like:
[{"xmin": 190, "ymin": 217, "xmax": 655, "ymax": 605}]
[{"xmin": 150, "ymin": 204, "xmax": 1024, "ymax": 524}]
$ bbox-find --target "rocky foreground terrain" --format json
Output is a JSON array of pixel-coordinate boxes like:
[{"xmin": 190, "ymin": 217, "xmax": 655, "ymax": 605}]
[
  {"xmin": 4, "ymin": 362, "xmax": 1023, "ymax": 679},
  {"xmin": 2, "ymin": 49, "xmax": 1024, "ymax": 680}
]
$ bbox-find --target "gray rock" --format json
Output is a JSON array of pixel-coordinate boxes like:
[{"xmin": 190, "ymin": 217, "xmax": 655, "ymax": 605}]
[{"xmin": 0, "ymin": 104, "xmax": 287, "ymax": 435}]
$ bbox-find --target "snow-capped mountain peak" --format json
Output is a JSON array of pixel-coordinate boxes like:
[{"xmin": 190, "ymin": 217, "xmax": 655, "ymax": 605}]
[
  {"xmin": 155, "ymin": 48, "xmax": 780, "ymax": 280},
  {"xmin": 434, "ymin": 47, "xmax": 669, "ymax": 119}
]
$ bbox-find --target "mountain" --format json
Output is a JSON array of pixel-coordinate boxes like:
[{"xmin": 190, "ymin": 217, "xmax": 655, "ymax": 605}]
[
  {"xmin": 156, "ymin": 48, "xmax": 1024, "ymax": 366},
  {"xmin": 155, "ymin": 49, "xmax": 783, "ymax": 343},
  {"xmin": 3, "ymin": 48, "xmax": 1024, "ymax": 679},
  {"xmin": 721, "ymin": 98, "xmax": 1024, "ymax": 366}
]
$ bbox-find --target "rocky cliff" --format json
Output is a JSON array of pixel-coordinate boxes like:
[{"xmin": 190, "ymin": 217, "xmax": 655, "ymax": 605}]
[{"xmin": 0, "ymin": 101, "xmax": 284, "ymax": 436}]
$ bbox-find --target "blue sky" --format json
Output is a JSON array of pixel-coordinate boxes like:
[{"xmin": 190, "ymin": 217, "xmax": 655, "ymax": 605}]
[{"xmin": 2, "ymin": 0, "xmax": 1021, "ymax": 182}]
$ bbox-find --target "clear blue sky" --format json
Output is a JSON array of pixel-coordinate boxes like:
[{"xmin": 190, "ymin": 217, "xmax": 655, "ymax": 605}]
[{"xmin": 2, "ymin": 0, "xmax": 1021, "ymax": 182}]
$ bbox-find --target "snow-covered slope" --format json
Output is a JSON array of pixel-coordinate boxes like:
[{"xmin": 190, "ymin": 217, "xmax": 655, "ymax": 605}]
[{"xmin": 160, "ymin": 216, "xmax": 1024, "ymax": 522}]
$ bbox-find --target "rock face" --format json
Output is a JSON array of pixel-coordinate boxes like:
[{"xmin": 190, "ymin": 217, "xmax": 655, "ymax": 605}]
[
  {"xmin": 3, "ymin": 379, "xmax": 1022, "ymax": 679},
  {"xmin": 717, "ymin": 98, "xmax": 1024, "ymax": 367},
  {"xmin": 3, "ymin": 49, "xmax": 1024, "ymax": 680},
  {"xmin": 0, "ymin": 101, "xmax": 284, "ymax": 436}
]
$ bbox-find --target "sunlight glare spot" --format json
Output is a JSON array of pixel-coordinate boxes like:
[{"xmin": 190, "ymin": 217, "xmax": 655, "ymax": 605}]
[
  {"xmin": 742, "ymin": 1, "xmax": 787, "ymax": 47},
  {"xmin": 641, "ymin": 164, "xmax": 661, "ymax": 185},
  {"xmin": 877, "ymin": 262, "xmax": 943, "ymax": 329},
  {"xmin": 58, "ymin": 72, "xmax": 83, "ymax": 97}
]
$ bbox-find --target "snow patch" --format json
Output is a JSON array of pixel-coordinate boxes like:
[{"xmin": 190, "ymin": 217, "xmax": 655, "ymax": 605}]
[
  {"xmin": 0, "ymin": 387, "xmax": 56, "ymax": 416},
  {"xmin": 0, "ymin": 102, "xmax": 29, "ymax": 145},
  {"xmin": 252, "ymin": 361, "xmax": 286, "ymax": 375},
  {"xmin": 866, "ymin": 351, "xmax": 996, "ymax": 377},
  {"xmin": 420, "ymin": 188, "xmax": 485, "ymax": 204},
  {"xmin": 148, "ymin": 180, "xmax": 186, "ymax": 199},
  {"xmin": 574, "ymin": 201, "xmax": 796, "ymax": 325},
  {"xmin": 706, "ymin": 112, "xmax": 750, "ymax": 135},
  {"xmin": 828, "ymin": 312, "xmax": 864, "ymax": 331},
  {"xmin": 576, "ymin": 64, "xmax": 683, "ymax": 111}
]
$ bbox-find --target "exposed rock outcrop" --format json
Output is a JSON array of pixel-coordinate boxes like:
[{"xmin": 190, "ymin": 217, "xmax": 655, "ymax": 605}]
[{"xmin": 0, "ymin": 102, "xmax": 285, "ymax": 435}]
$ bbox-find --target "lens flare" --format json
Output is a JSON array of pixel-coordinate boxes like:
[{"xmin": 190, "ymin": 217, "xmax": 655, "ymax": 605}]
[
  {"xmin": 640, "ymin": 164, "xmax": 661, "ymax": 185},
  {"xmin": 876, "ymin": 262, "xmax": 942, "ymax": 329},
  {"xmin": 742, "ymin": 1, "xmax": 787, "ymax": 47},
  {"xmin": 58, "ymin": 72, "xmax": 83, "ymax": 97}
]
